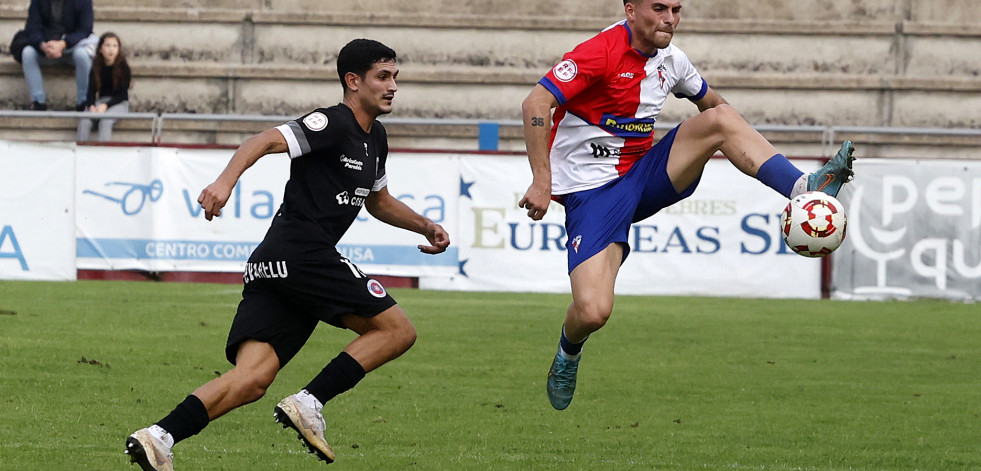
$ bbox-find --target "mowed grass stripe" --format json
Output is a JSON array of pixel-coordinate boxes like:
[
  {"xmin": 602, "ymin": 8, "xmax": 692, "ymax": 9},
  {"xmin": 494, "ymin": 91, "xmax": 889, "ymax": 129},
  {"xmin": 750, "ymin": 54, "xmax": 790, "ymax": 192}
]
[{"xmin": 0, "ymin": 281, "xmax": 978, "ymax": 470}]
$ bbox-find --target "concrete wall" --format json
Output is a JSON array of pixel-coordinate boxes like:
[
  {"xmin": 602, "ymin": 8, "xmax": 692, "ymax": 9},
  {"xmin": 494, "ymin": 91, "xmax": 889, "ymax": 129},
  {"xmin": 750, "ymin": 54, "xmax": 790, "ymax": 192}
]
[{"xmin": 0, "ymin": 0, "xmax": 979, "ymax": 154}]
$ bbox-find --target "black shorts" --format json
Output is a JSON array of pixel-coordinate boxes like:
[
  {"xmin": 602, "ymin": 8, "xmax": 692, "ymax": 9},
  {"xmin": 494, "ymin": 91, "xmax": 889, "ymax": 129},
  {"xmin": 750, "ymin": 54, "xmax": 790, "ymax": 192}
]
[{"xmin": 224, "ymin": 254, "xmax": 397, "ymax": 367}]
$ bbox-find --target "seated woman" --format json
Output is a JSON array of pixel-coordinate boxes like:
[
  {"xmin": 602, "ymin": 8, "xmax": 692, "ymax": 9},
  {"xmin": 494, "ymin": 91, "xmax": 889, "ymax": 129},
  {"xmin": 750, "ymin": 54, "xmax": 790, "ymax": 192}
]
[{"xmin": 77, "ymin": 32, "xmax": 131, "ymax": 142}]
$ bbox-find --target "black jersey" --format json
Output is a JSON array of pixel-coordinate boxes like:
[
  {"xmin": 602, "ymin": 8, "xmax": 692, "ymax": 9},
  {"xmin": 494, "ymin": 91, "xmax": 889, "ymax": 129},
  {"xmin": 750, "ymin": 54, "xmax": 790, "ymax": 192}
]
[{"xmin": 272, "ymin": 104, "xmax": 389, "ymax": 246}]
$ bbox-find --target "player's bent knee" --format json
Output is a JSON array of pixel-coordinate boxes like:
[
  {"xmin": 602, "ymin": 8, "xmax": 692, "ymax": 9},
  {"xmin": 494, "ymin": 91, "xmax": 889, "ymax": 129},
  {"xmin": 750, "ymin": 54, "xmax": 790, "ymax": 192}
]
[
  {"xmin": 573, "ymin": 300, "xmax": 613, "ymax": 332},
  {"xmin": 379, "ymin": 306, "xmax": 417, "ymax": 351},
  {"xmin": 712, "ymin": 104, "xmax": 749, "ymax": 132},
  {"xmin": 579, "ymin": 313, "xmax": 610, "ymax": 333},
  {"xmin": 392, "ymin": 323, "xmax": 417, "ymax": 353}
]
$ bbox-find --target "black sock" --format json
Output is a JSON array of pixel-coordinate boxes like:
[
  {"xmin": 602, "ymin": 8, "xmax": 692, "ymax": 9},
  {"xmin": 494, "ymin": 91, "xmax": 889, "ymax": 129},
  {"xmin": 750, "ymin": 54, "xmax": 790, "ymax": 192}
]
[
  {"xmin": 156, "ymin": 394, "xmax": 210, "ymax": 444},
  {"xmin": 559, "ymin": 325, "xmax": 586, "ymax": 356},
  {"xmin": 303, "ymin": 352, "xmax": 366, "ymax": 405}
]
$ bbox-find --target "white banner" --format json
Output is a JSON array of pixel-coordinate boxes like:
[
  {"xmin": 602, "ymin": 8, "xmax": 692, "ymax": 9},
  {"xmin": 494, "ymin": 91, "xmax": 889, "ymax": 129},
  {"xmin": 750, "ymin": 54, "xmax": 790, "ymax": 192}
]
[
  {"xmin": 75, "ymin": 146, "xmax": 286, "ymax": 272},
  {"xmin": 833, "ymin": 159, "xmax": 981, "ymax": 301},
  {"xmin": 0, "ymin": 141, "xmax": 76, "ymax": 280},
  {"xmin": 74, "ymin": 146, "xmax": 458, "ymax": 276},
  {"xmin": 3, "ymin": 139, "xmax": 833, "ymax": 297},
  {"xmin": 422, "ymin": 155, "xmax": 824, "ymax": 298}
]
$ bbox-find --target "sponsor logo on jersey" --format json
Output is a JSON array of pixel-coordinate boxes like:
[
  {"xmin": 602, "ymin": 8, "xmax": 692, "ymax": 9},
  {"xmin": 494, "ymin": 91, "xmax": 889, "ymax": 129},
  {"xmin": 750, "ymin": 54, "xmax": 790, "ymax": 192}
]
[
  {"xmin": 599, "ymin": 113, "xmax": 657, "ymax": 138},
  {"xmin": 588, "ymin": 143, "xmax": 619, "ymax": 158},
  {"xmin": 656, "ymin": 64, "xmax": 668, "ymax": 90},
  {"xmin": 618, "ymin": 72, "xmax": 635, "ymax": 79},
  {"xmin": 340, "ymin": 155, "xmax": 364, "ymax": 170},
  {"xmin": 366, "ymin": 279, "xmax": 387, "ymax": 298},
  {"xmin": 354, "ymin": 187, "xmax": 370, "ymax": 197},
  {"xmin": 336, "ymin": 190, "xmax": 366, "ymax": 207},
  {"xmin": 302, "ymin": 112, "xmax": 328, "ymax": 131},
  {"xmin": 553, "ymin": 59, "xmax": 578, "ymax": 82},
  {"xmin": 243, "ymin": 260, "xmax": 288, "ymax": 284}
]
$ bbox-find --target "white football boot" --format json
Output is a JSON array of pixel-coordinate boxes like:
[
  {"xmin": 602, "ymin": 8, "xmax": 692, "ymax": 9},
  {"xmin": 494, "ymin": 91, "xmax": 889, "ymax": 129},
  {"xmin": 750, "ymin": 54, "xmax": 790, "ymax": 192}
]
[
  {"xmin": 125, "ymin": 427, "xmax": 174, "ymax": 471},
  {"xmin": 274, "ymin": 393, "xmax": 335, "ymax": 463}
]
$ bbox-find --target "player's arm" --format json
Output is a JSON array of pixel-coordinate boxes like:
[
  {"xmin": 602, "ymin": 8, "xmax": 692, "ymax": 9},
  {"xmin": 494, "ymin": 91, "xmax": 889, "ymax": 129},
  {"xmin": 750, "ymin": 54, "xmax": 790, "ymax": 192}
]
[
  {"xmin": 365, "ymin": 186, "xmax": 450, "ymax": 254},
  {"xmin": 518, "ymin": 84, "xmax": 558, "ymax": 221},
  {"xmin": 198, "ymin": 128, "xmax": 288, "ymax": 221},
  {"xmin": 691, "ymin": 86, "xmax": 728, "ymax": 112}
]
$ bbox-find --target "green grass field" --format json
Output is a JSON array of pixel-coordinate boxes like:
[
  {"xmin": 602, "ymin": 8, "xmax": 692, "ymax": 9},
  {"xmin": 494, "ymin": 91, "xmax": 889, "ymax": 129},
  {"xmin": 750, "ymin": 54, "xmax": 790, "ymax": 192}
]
[{"xmin": 1, "ymin": 280, "xmax": 979, "ymax": 470}]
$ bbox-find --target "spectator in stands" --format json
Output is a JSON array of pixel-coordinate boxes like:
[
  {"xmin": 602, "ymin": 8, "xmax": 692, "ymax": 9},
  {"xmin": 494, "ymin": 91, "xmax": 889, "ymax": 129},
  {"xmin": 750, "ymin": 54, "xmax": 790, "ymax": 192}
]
[
  {"xmin": 77, "ymin": 32, "xmax": 131, "ymax": 142},
  {"xmin": 20, "ymin": 0, "xmax": 97, "ymax": 111}
]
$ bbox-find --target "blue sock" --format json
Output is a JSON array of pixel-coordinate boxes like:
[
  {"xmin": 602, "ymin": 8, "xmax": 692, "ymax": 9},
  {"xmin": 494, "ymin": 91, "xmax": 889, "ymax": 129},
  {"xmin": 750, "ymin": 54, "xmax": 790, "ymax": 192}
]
[
  {"xmin": 756, "ymin": 154, "xmax": 804, "ymax": 198},
  {"xmin": 559, "ymin": 326, "xmax": 585, "ymax": 356}
]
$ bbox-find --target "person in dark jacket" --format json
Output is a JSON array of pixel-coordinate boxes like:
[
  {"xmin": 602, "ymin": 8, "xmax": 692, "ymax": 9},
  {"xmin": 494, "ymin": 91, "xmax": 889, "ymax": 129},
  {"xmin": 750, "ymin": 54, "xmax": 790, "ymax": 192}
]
[
  {"xmin": 77, "ymin": 32, "xmax": 131, "ymax": 141},
  {"xmin": 21, "ymin": 0, "xmax": 98, "ymax": 111}
]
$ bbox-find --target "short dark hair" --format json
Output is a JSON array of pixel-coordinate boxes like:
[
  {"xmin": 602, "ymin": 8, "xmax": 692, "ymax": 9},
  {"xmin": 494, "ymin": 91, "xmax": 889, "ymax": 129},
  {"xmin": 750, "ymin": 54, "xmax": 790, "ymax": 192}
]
[{"xmin": 336, "ymin": 39, "xmax": 397, "ymax": 91}]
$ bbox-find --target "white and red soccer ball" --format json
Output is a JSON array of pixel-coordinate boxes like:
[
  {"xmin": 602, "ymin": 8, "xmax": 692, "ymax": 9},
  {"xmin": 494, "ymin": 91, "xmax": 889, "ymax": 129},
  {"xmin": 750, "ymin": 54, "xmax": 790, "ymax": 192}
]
[{"xmin": 780, "ymin": 191, "xmax": 847, "ymax": 258}]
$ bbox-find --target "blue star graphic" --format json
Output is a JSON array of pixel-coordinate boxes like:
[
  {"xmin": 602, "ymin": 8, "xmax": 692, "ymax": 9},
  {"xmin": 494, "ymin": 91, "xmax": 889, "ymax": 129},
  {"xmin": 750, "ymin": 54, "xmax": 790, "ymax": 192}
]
[{"xmin": 460, "ymin": 177, "xmax": 475, "ymax": 199}]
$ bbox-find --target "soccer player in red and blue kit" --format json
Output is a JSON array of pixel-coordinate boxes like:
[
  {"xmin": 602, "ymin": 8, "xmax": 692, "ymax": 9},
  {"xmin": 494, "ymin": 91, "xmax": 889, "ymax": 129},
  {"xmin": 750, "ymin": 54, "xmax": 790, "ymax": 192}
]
[{"xmin": 518, "ymin": 0, "xmax": 856, "ymax": 410}]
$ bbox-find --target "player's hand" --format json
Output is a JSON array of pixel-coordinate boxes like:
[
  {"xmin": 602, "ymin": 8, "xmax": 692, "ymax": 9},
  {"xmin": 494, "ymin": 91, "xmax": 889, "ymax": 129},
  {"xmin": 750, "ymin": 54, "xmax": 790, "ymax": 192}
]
[
  {"xmin": 418, "ymin": 221, "xmax": 450, "ymax": 254},
  {"xmin": 518, "ymin": 182, "xmax": 551, "ymax": 221},
  {"xmin": 197, "ymin": 180, "xmax": 233, "ymax": 221}
]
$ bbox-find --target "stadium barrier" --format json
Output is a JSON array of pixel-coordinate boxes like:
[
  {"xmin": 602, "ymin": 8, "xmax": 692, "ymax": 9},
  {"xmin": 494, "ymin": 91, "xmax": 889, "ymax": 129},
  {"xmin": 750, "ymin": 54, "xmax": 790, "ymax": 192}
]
[
  {"xmin": 1, "ymin": 139, "xmax": 829, "ymax": 298},
  {"xmin": 3, "ymin": 109, "xmax": 981, "ymax": 153},
  {"xmin": 832, "ymin": 159, "xmax": 981, "ymax": 302},
  {"xmin": 1, "ymin": 126, "xmax": 979, "ymax": 301}
]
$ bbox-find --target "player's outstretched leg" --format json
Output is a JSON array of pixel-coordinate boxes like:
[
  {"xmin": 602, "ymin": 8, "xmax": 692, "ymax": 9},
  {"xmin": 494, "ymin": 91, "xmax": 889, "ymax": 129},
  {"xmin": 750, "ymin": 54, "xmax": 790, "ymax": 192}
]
[
  {"xmin": 807, "ymin": 141, "xmax": 856, "ymax": 197},
  {"xmin": 125, "ymin": 427, "xmax": 174, "ymax": 471},
  {"xmin": 547, "ymin": 347, "xmax": 580, "ymax": 410},
  {"xmin": 274, "ymin": 393, "xmax": 336, "ymax": 463}
]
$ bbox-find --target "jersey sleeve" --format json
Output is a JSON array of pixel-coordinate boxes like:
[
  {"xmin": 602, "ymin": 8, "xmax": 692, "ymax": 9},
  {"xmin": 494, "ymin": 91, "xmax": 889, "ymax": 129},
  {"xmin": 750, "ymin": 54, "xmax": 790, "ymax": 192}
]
[
  {"xmin": 538, "ymin": 34, "xmax": 610, "ymax": 106},
  {"xmin": 372, "ymin": 125, "xmax": 389, "ymax": 192},
  {"xmin": 274, "ymin": 109, "xmax": 339, "ymax": 159},
  {"xmin": 669, "ymin": 46, "xmax": 708, "ymax": 101}
]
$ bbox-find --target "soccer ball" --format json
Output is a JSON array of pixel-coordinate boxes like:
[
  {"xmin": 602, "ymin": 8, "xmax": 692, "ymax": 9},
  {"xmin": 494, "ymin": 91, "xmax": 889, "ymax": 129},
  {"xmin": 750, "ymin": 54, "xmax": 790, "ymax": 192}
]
[{"xmin": 780, "ymin": 191, "xmax": 847, "ymax": 258}]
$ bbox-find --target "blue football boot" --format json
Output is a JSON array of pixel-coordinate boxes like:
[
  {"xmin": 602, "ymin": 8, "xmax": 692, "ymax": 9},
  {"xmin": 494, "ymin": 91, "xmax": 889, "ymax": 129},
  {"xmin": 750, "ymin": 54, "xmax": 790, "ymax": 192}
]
[
  {"xmin": 807, "ymin": 140, "xmax": 856, "ymax": 197},
  {"xmin": 547, "ymin": 350, "xmax": 580, "ymax": 410}
]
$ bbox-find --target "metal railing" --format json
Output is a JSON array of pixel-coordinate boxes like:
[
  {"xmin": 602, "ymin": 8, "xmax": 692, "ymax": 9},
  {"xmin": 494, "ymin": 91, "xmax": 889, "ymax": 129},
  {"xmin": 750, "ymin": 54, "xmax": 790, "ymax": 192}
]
[{"xmin": 1, "ymin": 110, "xmax": 979, "ymax": 152}]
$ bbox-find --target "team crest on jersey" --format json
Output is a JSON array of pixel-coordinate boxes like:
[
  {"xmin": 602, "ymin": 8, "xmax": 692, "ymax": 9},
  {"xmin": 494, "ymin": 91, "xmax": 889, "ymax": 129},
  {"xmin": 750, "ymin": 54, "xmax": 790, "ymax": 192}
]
[
  {"xmin": 656, "ymin": 64, "xmax": 668, "ymax": 90},
  {"xmin": 571, "ymin": 234, "xmax": 582, "ymax": 253},
  {"xmin": 553, "ymin": 59, "xmax": 578, "ymax": 82},
  {"xmin": 367, "ymin": 279, "xmax": 387, "ymax": 298},
  {"xmin": 302, "ymin": 112, "xmax": 328, "ymax": 131}
]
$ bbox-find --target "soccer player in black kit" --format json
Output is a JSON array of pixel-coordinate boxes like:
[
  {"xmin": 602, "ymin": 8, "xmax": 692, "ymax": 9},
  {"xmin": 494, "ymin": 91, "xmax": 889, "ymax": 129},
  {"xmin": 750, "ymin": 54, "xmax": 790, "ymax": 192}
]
[{"xmin": 124, "ymin": 39, "xmax": 450, "ymax": 470}]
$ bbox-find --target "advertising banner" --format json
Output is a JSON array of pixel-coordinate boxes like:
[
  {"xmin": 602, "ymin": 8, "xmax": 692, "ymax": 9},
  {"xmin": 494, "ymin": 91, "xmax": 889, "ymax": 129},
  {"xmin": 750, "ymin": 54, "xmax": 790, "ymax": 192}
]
[
  {"xmin": 421, "ymin": 155, "xmax": 824, "ymax": 298},
  {"xmin": 74, "ymin": 146, "xmax": 458, "ymax": 276},
  {"xmin": 75, "ymin": 146, "xmax": 285, "ymax": 272},
  {"xmin": 4, "ymin": 139, "xmax": 834, "ymax": 298},
  {"xmin": 337, "ymin": 152, "xmax": 460, "ymax": 275},
  {"xmin": 0, "ymin": 141, "xmax": 76, "ymax": 280},
  {"xmin": 832, "ymin": 160, "xmax": 981, "ymax": 301}
]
